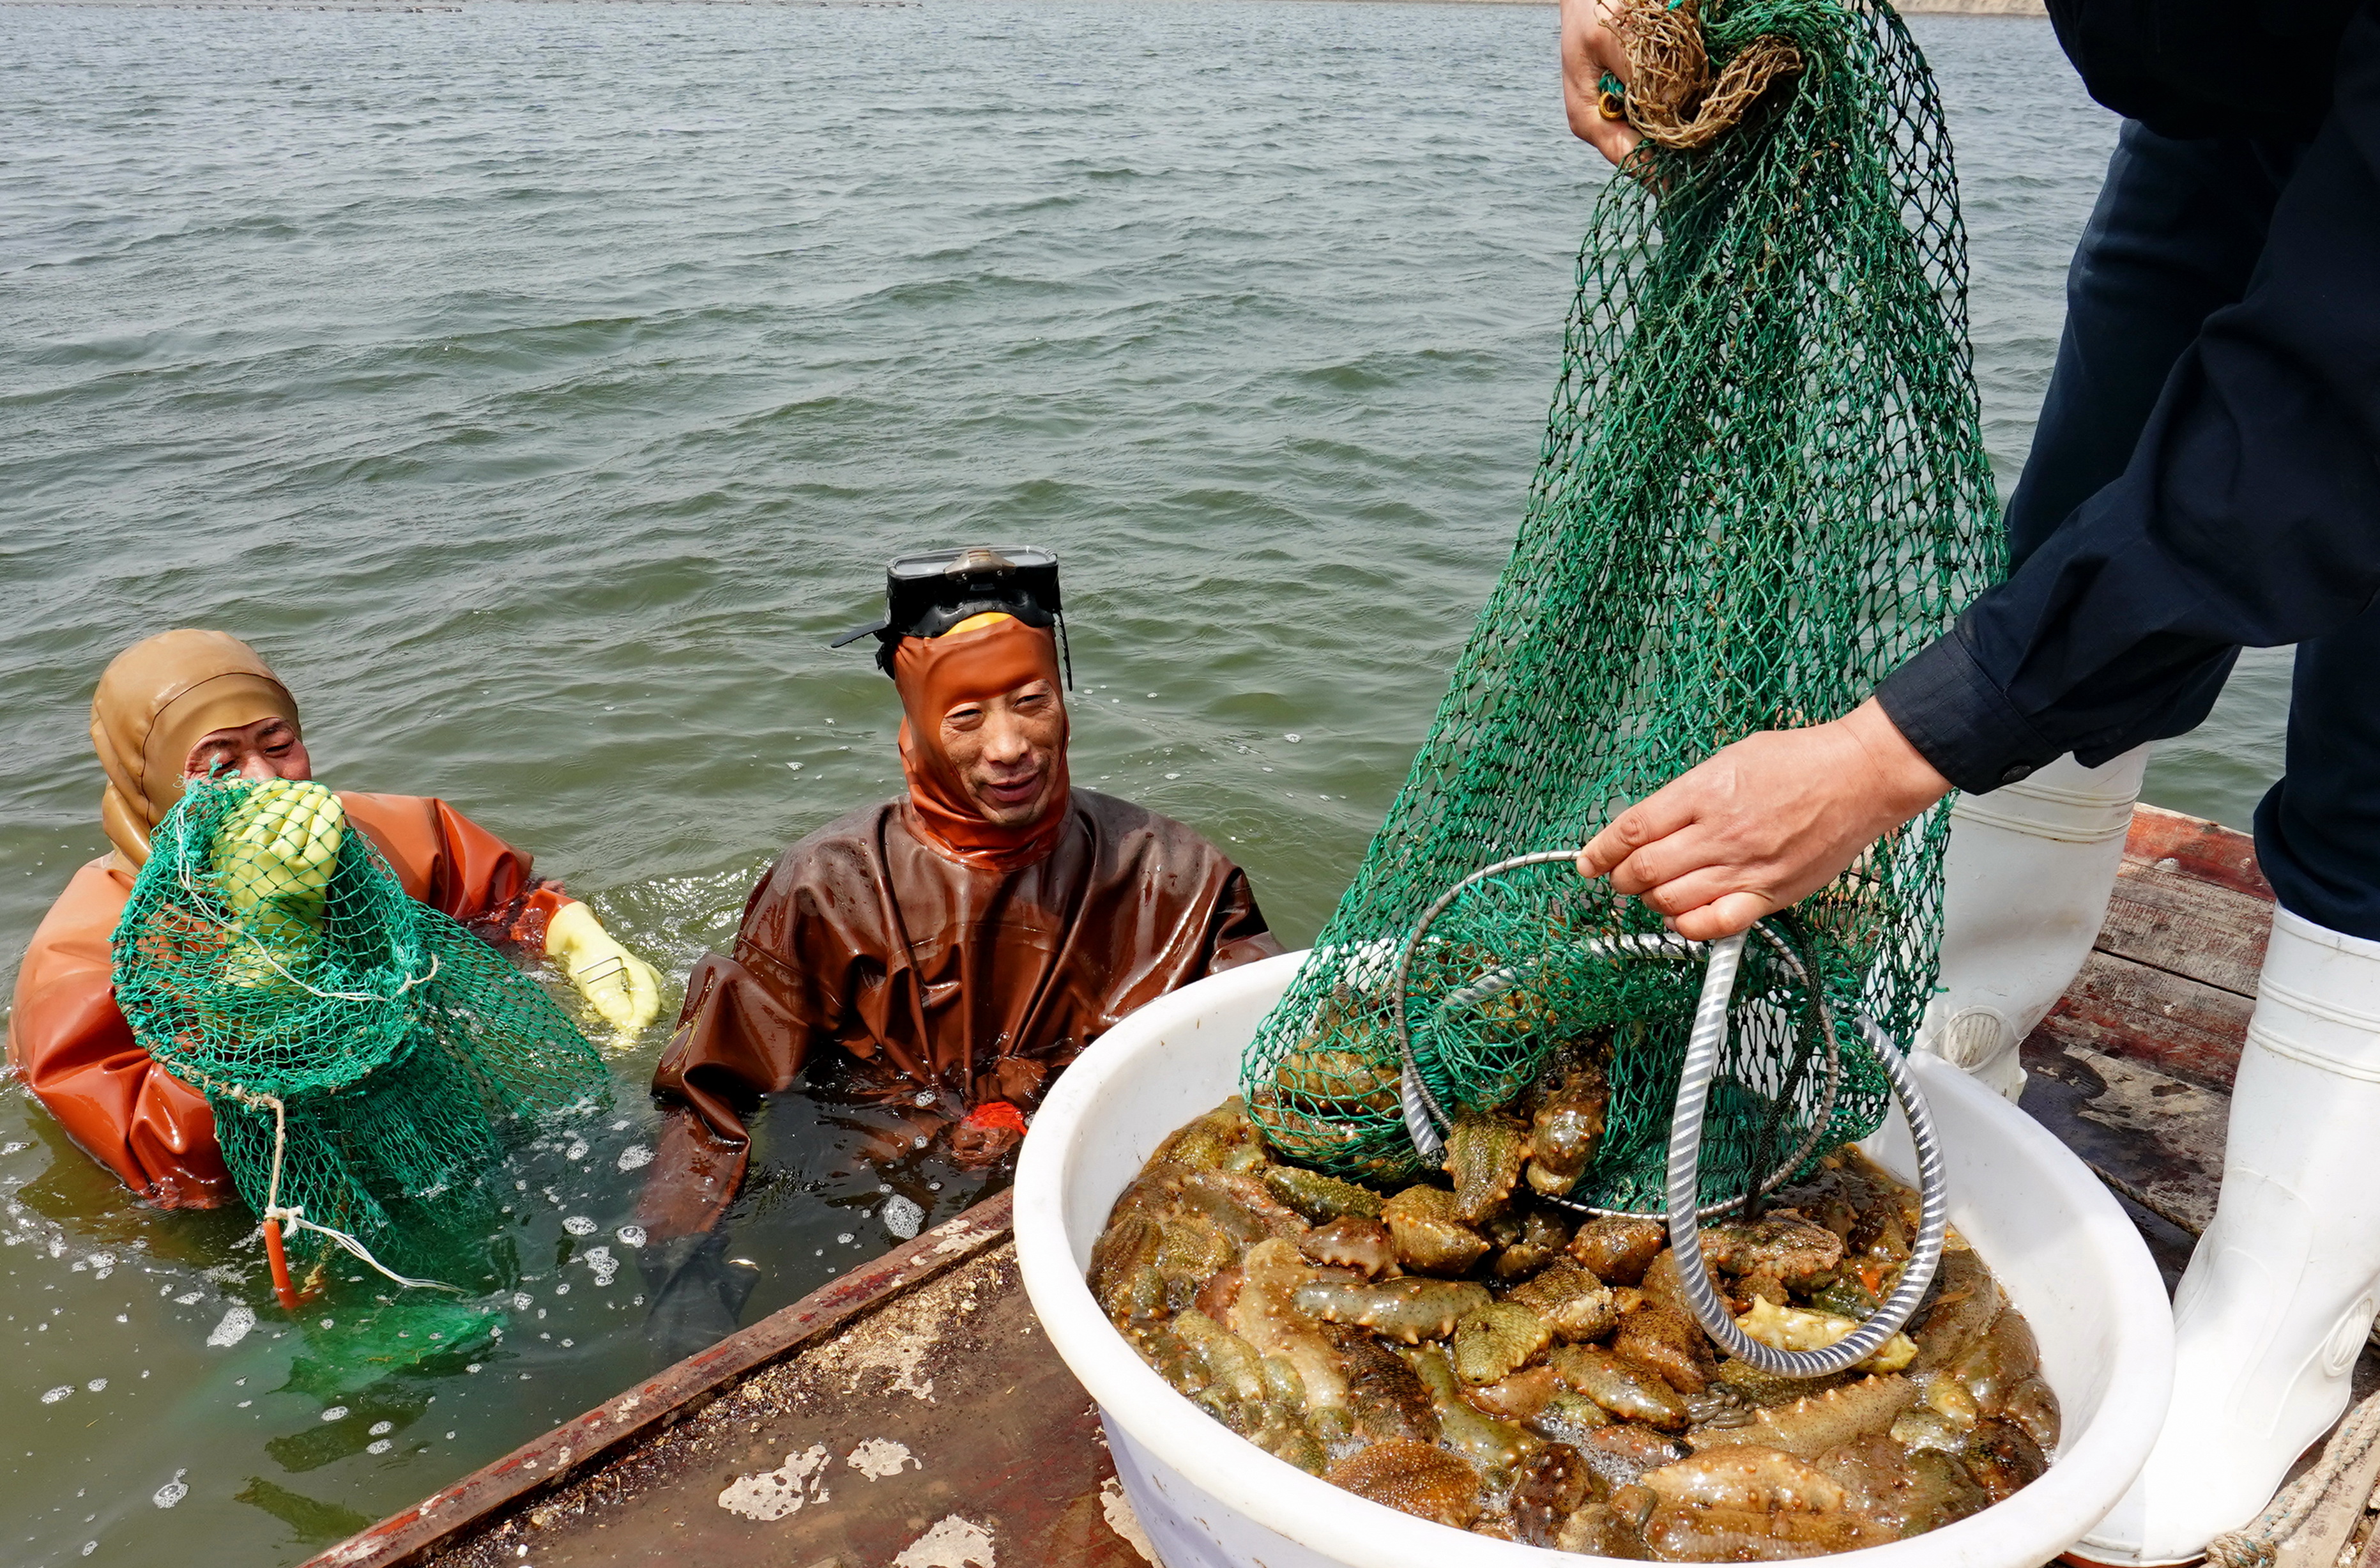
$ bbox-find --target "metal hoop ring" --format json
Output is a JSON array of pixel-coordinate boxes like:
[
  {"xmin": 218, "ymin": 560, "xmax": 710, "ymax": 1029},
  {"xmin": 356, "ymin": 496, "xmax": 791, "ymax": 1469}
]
[
  {"xmin": 1666, "ymin": 946, "xmax": 1949, "ymax": 1377},
  {"xmin": 1390, "ymin": 850, "xmax": 1948, "ymax": 1377},
  {"xmin": 1390, "ymin": 852, "xmax": 1839, "ymax": 1220}
]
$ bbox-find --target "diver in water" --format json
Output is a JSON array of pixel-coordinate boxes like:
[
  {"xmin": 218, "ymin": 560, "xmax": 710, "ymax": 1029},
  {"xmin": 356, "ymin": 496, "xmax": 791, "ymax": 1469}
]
[
  {"xmin": 636, "ymin": 548, "xmax": 1283, "ymax": 1353},
  {"xmin": 8, "ymin": 629, "xmax": 662, "ymax": 1208}
]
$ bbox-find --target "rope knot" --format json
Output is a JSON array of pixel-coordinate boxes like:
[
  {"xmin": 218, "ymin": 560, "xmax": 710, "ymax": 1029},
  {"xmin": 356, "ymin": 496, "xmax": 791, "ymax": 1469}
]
[{"xmin": 1614, "ymin": 0, "xmax": 1803, "ymax": 150}]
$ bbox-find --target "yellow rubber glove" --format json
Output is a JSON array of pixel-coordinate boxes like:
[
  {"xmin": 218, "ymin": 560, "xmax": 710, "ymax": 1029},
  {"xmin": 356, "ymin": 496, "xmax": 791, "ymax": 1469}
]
[
  {"xmin": 210, "ymin": 779, "xmax": 345, "ymax": 979},
  {"xmin": 544, "ymin": 901, "xmax": 662, "ymax": 1033}
]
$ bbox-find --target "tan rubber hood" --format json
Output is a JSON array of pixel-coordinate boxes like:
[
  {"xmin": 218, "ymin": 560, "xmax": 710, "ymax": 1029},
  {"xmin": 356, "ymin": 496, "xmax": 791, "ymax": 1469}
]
[{"xmin": 89, "ymin": 629, "xmax": 300, "ymax": 868}]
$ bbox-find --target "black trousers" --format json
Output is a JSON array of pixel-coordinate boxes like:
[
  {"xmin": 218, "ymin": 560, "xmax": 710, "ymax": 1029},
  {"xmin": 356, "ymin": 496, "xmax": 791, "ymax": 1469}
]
[{"xmin": 2004, "ymin": 122, "xmax": 2380, "ymax": 940}]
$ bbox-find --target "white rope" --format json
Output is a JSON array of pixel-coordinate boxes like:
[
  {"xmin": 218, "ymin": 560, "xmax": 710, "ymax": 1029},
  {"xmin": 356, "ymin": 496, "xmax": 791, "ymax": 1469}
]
[
  {"xmin": 203, "ymin": 1077, "xmax": 464, "ymax": 1298},
  {"xmin": 2204, "ymin": 1388, "xmax": 2380, "ymax": 1568}
]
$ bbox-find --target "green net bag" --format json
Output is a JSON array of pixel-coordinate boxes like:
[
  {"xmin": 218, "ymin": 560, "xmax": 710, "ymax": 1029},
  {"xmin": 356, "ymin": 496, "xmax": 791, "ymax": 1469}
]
[
  {"xmin": 1242, "ymin": 0, "xmax": 1999, "ymax": 1210},
  {"xmin": 112, "ymin": 775, "xmax": 607, "ymax": 1282}
]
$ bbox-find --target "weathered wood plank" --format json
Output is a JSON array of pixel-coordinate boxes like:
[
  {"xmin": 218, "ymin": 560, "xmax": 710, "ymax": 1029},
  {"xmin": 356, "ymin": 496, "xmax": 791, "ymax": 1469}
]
[
  {"xmin": 2029, "ymin": 949, "xmax": 2255, "ymax": 1094},
  {"xmin": 2099, "ymin": 858, "xmax": 2272, "ymax": 999},
  {"xmin": 418, "ymin": 1243, "xmax": 1143, "ymax": 1568},
  {"xmin": 2124, "ymin": 803, "xmax": 2273, "ymax": 903}
]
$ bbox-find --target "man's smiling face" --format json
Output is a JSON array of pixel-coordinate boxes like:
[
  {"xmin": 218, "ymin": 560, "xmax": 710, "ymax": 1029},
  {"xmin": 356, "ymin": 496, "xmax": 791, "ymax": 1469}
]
[{"xmin": 937, "ymin": 677, "xmax": 1065, "ymax": 826}]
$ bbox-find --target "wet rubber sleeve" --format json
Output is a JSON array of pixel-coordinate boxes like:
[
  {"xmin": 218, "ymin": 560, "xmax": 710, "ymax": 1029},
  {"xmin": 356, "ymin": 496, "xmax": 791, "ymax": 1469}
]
[
  {"xmin": 5, "ymin": 859, "xmax": 233, "ymax": 1208},
  {"xmin": 1876, "ymin": 12, "xmax": 2380, "ymax": 795},
  {"xmin": 637, "ymin": 1229, "xmax": 759, "ymax": 1364},
  {"xmin": 1207, "ymin": 866, "xmax": 1287, "ymax": 975},
  {"xmin": 634, "ymin": 942, "xmax": 827, "ymax": 1240}
]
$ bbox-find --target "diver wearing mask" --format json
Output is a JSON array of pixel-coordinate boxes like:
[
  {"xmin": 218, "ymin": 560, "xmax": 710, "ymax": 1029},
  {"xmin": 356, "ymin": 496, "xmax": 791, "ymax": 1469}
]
[{"xmin": 636, "ymin": 549, "xmax": 1281, "ymax": 1351}]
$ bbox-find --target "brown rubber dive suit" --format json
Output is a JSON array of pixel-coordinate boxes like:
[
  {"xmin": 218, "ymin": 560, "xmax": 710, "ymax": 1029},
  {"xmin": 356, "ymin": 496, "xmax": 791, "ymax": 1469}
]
[
  {"xmin": 6, "ymin": 631, "xmax": 571, "ymax": 1207},
  {"xmin": 643, "ymin": 615, "xmax": 1283, "ymax": 1236}
]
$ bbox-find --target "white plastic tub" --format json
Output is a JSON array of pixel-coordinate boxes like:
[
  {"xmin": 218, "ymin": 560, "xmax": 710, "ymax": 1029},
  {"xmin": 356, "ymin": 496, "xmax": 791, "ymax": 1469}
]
[{"xmin": 1016, "ymin": 949, "xmax": 2175, "ymax": 1568}]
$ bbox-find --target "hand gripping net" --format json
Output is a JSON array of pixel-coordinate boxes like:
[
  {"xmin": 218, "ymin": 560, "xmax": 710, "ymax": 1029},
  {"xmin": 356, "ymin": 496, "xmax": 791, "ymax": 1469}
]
[
  {"xmin": 112, "ymin": 776, "xmax": 607, "ymax": 1286},
  {"xmin": 1241, "ymin": 0, "xmax": 1998, "ymax": 1224}
]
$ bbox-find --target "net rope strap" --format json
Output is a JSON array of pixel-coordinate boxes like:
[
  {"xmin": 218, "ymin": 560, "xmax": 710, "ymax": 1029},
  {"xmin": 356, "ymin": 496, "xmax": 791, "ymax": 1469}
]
[
  {"xmin": 196, "ymin": 1073, "xmax": 464, "ymax": 1296},
  {"xmin": 1665, "ymin": 942, "xmax": 1948, "ymax": 1378},
  {"xmin": 1389, "ymin": 849, "xmax": 1946, "ymax": 1378},
  {"xmin": 2204, "ymin": 1388, "xmax": 2380, "ymax": 1568}
]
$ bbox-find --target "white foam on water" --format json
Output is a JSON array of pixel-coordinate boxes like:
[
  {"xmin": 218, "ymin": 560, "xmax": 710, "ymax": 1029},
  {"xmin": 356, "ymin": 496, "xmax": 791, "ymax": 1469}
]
[
  {"xmin": 369, "ymin": 1421, "xmax": 393, "ymax": 1436},
  {"xmin": 883, "ymin": 1196, "xmax": 925, "ymax": 1240},
  {"xmin": 562, "ymin": 1216, "xmax": 597, "ymax": 1236},
  {"xmin": 42, "ymin": 1385, "xmax": 72, "ymax": 1404},
  {"xmin": 616, "ymin": 1146, "xmax": 653, "ymax": 1172},
  {"xmin": 566, "ymin": 1141, "xmax": 590, "ymax": 1162},
  {"xmin": 615, "ymin": 1224, "xmax": 647, "ymax": 1247},
  {"xmin": 86, "ymin": 1378, "xmax": 106, "ymax": 1393},
  {"xmin": 321, "ymin": 1406, "xmax": 348, "ymax": 1422},
  {"xmin": 207, "ymin": 1302, "xmax": 256, "ymax": 1348},
  {"xmin": 367, "ymin": 1439, "xmax": 393, "ymax": 1455},
  {"xmin": 153, "ymin": 1470, "xmax": 188, "ymax": 1509}
]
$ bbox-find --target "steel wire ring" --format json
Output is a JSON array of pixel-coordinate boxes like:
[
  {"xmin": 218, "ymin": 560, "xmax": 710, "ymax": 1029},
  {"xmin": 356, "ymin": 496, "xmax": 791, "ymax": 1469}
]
[
  {"xmin": 1391, "ymin": 850, "xmax": 1948, "ymax": 1376},
  {"xmin": 1664, "ymin": 933, "xmax": 1950, "ymax": 1377},
  {"xmin": 1391, "ymin": 851, "xmax": 1838, "ymax": 1220}
]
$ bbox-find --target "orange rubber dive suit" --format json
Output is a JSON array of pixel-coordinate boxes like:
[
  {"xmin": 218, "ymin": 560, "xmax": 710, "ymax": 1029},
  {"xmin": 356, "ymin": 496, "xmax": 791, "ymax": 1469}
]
[
  {"xmin": 642, "ymin": 616, "xmax": 1283, "ymax": 1237},
  {"xmin": 5, "ymin": 631, "xmax": 572, "ymax": 1208}
]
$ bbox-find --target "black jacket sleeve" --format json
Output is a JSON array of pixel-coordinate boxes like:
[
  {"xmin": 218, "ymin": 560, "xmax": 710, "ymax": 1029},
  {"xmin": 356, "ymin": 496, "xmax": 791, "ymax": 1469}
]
[{"xmin": 1876, "ymin": 3, "xmax": 2380, "ymax": 795}]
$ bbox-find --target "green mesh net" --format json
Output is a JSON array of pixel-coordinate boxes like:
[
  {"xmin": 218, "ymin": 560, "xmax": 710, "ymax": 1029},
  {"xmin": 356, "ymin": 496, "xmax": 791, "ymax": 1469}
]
[
  {"xmin": 1242, "ymin": 0, "xmax": 1998, "ymax": 1209},
  {"xmin": 111, "ymin": 775, "xmax": 607, "ymax": 1275}
]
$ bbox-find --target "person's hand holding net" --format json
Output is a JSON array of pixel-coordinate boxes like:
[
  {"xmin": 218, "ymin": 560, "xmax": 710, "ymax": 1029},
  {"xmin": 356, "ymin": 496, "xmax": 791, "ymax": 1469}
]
[{"xmin": 210, "ymin": 778, "xmax": 346, "ymax": 980}]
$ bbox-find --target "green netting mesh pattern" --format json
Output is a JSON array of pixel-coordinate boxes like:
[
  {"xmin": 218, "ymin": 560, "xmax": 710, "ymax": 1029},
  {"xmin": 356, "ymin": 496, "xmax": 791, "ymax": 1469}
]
[
  {"xmin": 112, "ymin": 776, "xmax": 607, "ymax": 1270},
  {"xmin": 1242, "ymin": 0, "xmax": 1999, "ymax": 1208}
]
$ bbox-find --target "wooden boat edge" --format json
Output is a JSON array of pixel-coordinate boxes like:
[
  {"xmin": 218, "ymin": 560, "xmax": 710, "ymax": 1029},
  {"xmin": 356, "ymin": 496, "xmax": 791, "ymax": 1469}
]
[{"xmin": 303, "ymin": 1189, "xmax": 1015, "ymax": 1568}]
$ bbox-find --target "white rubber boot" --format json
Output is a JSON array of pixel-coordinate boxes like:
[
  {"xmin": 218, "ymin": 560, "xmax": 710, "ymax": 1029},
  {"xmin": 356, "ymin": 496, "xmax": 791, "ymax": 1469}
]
[
  {"xmin": 2076, "ymin": 907, "xmax": 2380, "ymax": 1566},
  {"xmin": 1919, "ymin": 747, "xmax": 2148, "ymax": 1100}
]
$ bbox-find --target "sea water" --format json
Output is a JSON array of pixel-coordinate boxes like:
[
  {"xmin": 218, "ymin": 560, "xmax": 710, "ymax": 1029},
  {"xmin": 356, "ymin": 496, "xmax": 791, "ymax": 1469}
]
[{"xmin": 0, "ymin": 5, "xmax": 2280, "ymax": 1562}]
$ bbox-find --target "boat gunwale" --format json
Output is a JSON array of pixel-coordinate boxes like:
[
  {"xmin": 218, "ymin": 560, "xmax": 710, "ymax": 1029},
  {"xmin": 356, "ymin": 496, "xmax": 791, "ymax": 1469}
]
[{"xmin": 303, "ymin": 1188, "xmax": 1014, "ymax": 1568}]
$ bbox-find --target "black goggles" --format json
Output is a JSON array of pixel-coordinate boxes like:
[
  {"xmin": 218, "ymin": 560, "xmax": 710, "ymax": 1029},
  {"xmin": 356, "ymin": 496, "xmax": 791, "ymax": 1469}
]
[{"xmin": 832, "ymin": 546, "xmax": 1072, "ymax": 684}]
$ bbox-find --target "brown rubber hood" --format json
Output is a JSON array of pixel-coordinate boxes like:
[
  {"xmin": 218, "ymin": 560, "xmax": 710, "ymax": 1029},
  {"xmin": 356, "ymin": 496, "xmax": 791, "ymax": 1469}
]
[{"xmin": 89, "ymin": 630, "xmax": 300, "ymax": 868}]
